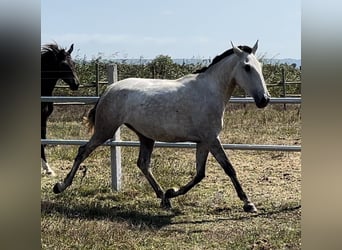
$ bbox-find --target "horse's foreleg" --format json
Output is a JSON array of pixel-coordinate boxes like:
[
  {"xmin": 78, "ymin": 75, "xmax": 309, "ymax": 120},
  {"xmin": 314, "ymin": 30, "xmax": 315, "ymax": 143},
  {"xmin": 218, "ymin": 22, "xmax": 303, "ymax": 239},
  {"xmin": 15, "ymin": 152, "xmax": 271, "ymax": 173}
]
[
  {"xmin": 136, "ymin": 136, "xmax": 168, "ymax": 207},
  {"xmin": 41, "ymin": 155, "xmax": 55, "ymax": 176},
  {"xmin": 209, "ymin": 138, "xmax": 257, "ymax": 213},
  {"xmin": 163, "ymin": 143, "xmax": 209, "ymax": 207}
]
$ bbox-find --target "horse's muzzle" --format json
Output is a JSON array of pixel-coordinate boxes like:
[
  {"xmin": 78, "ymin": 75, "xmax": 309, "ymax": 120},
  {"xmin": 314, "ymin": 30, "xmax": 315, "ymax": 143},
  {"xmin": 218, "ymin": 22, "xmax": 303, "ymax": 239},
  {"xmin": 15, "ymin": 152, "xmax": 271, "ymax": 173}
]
[
  {"xmin": 255, "ymin": 94, "xmax": 270, "ymax": 108},
  {"xmin": 68, "ymin": 78, "xmax": 80, "ymax": 90},
  {"xmin": 70, "ymin": 83, "xmax": 79, "ymax": 91}
]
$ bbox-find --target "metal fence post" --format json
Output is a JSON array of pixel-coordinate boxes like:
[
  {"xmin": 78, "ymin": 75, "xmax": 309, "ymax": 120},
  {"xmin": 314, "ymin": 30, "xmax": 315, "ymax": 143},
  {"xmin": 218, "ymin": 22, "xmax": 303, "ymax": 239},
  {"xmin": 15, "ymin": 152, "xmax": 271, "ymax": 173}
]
[
  {"xmin": 107, "ymin": 64, "xmax": 121, "ymax": 191},
  {"xmin": 95, "ymin": 63, "xmax": 99, "ymax": 96},
  {"xmin": 281, "ymin": 68, "xmax": 287, "ymax": 110},
  {"xmin": 110, "ymin": 128, "xmax": 122, "ymax": 191}
]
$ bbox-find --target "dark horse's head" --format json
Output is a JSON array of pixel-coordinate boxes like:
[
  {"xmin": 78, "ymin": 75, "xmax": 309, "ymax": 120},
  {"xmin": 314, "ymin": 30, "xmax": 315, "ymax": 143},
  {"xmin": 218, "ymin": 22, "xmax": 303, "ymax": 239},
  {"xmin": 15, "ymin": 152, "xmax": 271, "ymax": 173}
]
[{"xmin": 41, "ymin": 43, "xmax": 79, "ymax": 94}]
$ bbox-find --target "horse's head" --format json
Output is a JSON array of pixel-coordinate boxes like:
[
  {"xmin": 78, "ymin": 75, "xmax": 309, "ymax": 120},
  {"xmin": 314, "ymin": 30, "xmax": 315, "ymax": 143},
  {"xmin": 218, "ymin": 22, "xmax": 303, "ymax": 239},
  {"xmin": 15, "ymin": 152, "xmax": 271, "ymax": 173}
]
[
  {"xmin": 231, "ymin": 41, "xmax": 270, "ymax": 108},
  {"xmin": 58, "ymin": 44, "xmax": 79, "ymax": 90}
]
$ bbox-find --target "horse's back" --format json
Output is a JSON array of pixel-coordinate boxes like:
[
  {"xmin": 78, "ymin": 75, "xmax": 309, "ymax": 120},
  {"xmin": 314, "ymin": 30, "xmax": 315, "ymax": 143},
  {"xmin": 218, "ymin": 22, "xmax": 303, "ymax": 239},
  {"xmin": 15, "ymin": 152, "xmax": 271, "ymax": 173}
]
[
  {"xmin": 110, "ymin": 77, "xmax": 185, "ymax": 93},
  {"xmin": 104, "ymin": 75, "xmax": 209, "ymax": 109}
]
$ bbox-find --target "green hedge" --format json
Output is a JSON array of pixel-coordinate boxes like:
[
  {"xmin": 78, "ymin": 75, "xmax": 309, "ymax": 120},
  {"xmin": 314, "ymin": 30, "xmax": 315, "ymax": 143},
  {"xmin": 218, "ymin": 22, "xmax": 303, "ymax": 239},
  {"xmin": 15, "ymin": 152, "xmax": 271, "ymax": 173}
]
[{"xmin": 54, "ymin": 55, "xmax": 301, "ymax": 97}]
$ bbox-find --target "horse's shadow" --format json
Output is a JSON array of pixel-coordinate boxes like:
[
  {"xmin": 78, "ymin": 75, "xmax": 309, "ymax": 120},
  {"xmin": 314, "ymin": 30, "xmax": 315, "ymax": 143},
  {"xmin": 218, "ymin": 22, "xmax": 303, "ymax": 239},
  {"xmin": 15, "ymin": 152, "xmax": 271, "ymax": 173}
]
[
  {"xmin": 42, "ymin": 199, "xmax": 301, "ymax": 230},
  {"xmin": 172, "ymin": 204, "xmax": 301, "ymax": 226},
  {"xmin": 41, "ymin": 200, "xmax": 176, "ymax": 230}
]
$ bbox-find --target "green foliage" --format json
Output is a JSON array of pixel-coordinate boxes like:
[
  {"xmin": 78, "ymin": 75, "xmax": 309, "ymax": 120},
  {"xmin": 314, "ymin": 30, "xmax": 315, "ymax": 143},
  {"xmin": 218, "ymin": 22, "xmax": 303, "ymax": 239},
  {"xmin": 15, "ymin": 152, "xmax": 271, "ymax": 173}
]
[
  {"xmin": 53, "ymin": 55, "xmax": 301, "ymax": 98},
  {"xmin": 262, "ymin": 63, "xmax": 301, "ymax": 97},
  {"xmin": 148, "ymin": 55, "xmax": 174, "ymax": 79}
]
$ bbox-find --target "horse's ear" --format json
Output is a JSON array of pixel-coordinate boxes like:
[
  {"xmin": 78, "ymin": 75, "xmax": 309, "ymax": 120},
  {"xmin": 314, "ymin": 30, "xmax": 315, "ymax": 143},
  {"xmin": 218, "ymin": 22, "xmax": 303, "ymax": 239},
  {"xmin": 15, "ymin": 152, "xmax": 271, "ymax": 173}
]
[
  {"xmin": 67, "ymin": 44, "xmax": 74, "ymax": 54},
  {"xmin": 231, "ymin": 41, "xmax": 243, "ymax": 57},
  {"xmin": 252, "ymin": 40, "xmax": 258, "ymax": 54}
]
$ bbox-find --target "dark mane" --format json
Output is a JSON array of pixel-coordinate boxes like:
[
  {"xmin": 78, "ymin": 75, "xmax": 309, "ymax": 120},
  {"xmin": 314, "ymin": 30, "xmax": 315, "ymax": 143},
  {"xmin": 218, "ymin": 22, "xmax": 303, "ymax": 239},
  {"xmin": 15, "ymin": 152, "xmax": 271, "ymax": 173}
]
[
  {"xmin": 42, "ymin": 43, "xmax": 62, "ymax": 54},
  {"xmin": 41, "ymin": 43, "xmax": 70, "ymax": 63},
  {"xmin": 194, "ymin": 45, "xmax": 252, "ymax": 73}
]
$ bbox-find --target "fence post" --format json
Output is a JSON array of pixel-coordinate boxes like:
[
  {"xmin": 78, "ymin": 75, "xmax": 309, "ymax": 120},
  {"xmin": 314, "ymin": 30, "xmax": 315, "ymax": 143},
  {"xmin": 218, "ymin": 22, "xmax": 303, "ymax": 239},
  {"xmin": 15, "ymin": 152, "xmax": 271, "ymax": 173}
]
[
  {"xmin": 95, "ymin": 63, "xmax": 99, "ymax": 96},
  {"xmin": 281, "ymin": 68, "xmax": 287, "ymax": 110},
  {"xmin": 106, "ymin": 64, "xmax": 118, "ymax": 84},
  {"xmin": 107, "ymin": 64, "xmax": 121, "ymax": 191},
  {"xmin": 110, "ymin": 128, "xmax": 121, "ymax": 191}
]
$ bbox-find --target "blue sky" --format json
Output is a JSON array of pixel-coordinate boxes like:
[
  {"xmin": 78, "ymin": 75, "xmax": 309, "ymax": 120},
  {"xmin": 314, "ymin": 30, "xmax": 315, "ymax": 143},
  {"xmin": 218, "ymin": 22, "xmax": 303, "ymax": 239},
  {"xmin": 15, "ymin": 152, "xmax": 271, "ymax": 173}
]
[{"xmin": 41, "ymin": 0, "xmax": 301, "ymax": 60}]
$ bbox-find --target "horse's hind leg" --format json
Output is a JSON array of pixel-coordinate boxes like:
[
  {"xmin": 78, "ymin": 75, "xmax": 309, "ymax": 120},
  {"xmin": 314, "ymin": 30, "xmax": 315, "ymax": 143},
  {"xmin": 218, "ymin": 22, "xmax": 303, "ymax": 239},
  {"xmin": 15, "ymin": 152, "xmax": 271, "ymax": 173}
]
[
  {"xmin": 136, "ymin": 134, "xmax": 167, "ymax": 208},
  {"xmin": 53, "ymin": 129, "xmax": 116, "ymax": 194},
  {"xmin": 163, "ymin": 142, "xmax": 209, "ymax": 206},
  {"xmin": 209, "ymin": 138, "xmax": 257, "ymax": 213},
  {"xmin": 41, "ymin": 121, "xmax": 55, "ymax": 176}
]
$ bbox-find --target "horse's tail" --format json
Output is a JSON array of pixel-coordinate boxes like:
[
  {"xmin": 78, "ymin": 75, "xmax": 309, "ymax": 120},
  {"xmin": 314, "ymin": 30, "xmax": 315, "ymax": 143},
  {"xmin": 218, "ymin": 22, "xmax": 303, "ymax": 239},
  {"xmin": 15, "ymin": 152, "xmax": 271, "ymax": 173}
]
[{"xmin": 84, "ymin": 100, "xmax": 99, "ymax": 134}]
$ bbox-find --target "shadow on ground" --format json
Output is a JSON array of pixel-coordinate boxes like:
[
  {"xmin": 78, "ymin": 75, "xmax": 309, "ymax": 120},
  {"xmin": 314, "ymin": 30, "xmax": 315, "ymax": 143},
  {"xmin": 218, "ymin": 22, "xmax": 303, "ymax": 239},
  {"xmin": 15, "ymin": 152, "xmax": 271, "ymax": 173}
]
[
  {"xmin": 41, "ymin": 200, "xmax": 176, "ymax": 229},
  {"xmin": 41, "ymin": 199, "xmax": 300, "ymax": 230}
]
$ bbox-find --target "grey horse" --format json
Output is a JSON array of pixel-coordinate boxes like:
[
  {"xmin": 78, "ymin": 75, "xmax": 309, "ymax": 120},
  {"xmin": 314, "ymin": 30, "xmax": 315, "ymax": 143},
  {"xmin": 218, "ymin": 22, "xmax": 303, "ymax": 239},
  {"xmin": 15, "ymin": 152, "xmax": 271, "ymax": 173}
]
[{"xmin": 54, "ymin": 41, "xmax": 270, "ymax": 213}]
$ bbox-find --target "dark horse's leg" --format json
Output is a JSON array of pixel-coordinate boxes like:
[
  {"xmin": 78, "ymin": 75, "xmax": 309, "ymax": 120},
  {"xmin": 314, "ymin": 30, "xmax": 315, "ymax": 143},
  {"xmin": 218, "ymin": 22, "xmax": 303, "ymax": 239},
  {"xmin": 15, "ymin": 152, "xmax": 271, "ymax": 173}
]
[
  {"xmin": 41, "ymin": 102, "xmax": 55, "ymax": 175},
  {"xmin": 162, "ymin": 142, "xmax": 209, "ymax": 208},
  {"xmin": 209, "ymin": 138, "xmax": 257, "ymax": 213},
  {"xmin": 41, "ymin": 127, "xmax": 55, "ymax": 175}
]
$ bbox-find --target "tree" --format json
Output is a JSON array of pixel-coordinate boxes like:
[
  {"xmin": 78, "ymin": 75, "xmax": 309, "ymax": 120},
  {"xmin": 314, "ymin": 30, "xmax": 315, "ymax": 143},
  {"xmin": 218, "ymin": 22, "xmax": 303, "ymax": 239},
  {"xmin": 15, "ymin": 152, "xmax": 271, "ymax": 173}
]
[{"xmin": 148, "ymin": 55, "xmax": 175, "ymax": 79}]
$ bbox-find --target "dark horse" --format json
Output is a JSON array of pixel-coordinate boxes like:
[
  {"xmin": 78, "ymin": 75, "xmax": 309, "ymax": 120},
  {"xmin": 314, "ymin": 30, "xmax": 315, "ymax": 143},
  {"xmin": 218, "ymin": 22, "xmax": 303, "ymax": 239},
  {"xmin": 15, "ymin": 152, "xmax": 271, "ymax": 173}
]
[{"xmin": 41, "ymin": 43, "xmax": 79, "ymax": 175}]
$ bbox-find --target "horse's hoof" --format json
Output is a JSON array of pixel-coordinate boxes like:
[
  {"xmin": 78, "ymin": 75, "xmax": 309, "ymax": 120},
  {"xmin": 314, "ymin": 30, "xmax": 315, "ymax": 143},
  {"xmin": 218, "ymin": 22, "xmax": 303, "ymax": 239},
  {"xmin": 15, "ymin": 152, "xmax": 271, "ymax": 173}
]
[
  {"xmin": 243, "ymin": 202, "xmax": 258, "ymax": 213},
  {"xmin": 53, "ymin": 182, "xmax": 64, "ymax": 194},
  {"xmin": 46, "ymin": 170, "xmax": 56, "ymax": 176}
]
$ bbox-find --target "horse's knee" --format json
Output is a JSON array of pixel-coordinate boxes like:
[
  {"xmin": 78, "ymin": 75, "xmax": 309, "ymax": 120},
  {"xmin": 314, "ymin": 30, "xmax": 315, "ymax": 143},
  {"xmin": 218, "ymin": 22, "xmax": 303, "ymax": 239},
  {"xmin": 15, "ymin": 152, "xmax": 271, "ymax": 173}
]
[{"xmin": 78, "ymin": 144, "xmax": 87, "ymax": 153}]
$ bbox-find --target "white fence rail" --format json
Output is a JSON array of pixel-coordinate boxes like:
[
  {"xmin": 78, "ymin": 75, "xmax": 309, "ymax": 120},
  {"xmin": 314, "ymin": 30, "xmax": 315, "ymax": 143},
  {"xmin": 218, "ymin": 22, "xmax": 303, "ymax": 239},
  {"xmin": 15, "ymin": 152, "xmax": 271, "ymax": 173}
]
[
  {"xmin": 41, "ymin": 96, "xmax": 301, "ymax": 191},
  {"xmin": 41, "ymin": 139, "xmax": 301, "ymax": 152},
  {"xmin": 41, "ymin": 138, "xmax": 301, "ymax": 191},
  {"xmin": 41, "ymin": 96, "xmax": 301, "ymax": 104}
]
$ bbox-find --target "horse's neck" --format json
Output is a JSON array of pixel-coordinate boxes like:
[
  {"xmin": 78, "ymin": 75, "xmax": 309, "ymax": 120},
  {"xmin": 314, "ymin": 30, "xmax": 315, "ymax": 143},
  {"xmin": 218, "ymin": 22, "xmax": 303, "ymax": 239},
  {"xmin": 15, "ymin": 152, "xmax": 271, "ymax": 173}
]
[
  {"xmin": 41, "ymin": 62, "xmax": 59, "ymax": 96},
  {"xmin": 205, "ymin": 56, "xmax": 238, "ymax": 103},
  {"xmin": 41, "ymin": 78, "xmax": 58, "ymax": 96}
]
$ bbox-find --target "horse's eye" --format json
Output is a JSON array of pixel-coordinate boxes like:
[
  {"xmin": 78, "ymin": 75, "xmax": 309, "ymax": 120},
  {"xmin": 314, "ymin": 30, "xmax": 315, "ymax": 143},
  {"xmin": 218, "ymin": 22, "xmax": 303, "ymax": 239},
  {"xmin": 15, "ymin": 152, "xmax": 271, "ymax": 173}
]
[{"xmin": 244, "ymin": 64, "xmax": 251, "ymax": 72}]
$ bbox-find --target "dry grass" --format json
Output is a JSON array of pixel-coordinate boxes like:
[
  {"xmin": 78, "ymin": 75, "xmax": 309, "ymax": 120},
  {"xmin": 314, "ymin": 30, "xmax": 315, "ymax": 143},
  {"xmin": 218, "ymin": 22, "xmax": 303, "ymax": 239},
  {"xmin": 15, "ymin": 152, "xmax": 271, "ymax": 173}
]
[{"xmin": 41, "ymin": 104, "xmax": 301, "ymax": 249}]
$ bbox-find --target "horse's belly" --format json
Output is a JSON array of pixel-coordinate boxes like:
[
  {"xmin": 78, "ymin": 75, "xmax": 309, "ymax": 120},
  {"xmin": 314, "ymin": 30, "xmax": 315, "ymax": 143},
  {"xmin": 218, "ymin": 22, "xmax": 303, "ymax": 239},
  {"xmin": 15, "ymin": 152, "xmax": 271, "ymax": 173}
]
[
  {"xmin": 127, "ymin": 120, "xmax": 199, "ymax": 142},
  {"xmin": 125, "ymin": 111, "xmax": 221, "ymax": 143},
  {"xmin": 147, "ymin": 128, "xmax": 199, "ymax": 142}
]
